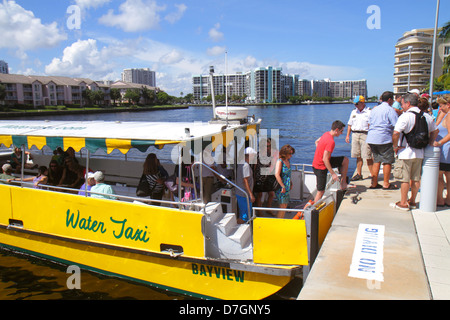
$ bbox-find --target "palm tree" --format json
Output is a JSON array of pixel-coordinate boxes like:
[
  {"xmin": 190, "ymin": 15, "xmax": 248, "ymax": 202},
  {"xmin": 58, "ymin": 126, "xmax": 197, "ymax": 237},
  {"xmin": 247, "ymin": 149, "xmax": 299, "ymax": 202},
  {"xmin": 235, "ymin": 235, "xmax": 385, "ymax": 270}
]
[{"xmin": 439, "ymin": 20, "xmax": 450, "ymax": 40}]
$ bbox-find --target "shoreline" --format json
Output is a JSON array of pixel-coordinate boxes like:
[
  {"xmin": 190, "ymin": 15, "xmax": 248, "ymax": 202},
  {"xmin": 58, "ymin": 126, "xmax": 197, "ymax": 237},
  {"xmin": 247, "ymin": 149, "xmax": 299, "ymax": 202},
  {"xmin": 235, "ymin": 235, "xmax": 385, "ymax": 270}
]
[
  {"xmin": 0, "ymin": 101, "xmax": 380, "ymax": 118},
  {"xmin": 0, "ymin": 105, "xmax": 189, "ymax": 119}
]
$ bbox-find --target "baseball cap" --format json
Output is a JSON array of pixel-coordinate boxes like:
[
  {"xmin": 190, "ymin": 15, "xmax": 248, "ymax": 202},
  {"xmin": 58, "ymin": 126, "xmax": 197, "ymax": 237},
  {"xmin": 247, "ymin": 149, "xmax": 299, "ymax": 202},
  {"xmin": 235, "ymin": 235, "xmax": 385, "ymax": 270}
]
[
  {"xmin": 408, "ymin": 89, "xmax": 420, "ymax": 95},
  {"xmin": 245, "ymin": 147, "xmax": 257, "ymax": 155},
  {"xmin": 2, "ymin": 164, "xmax": 12, "ymax": 172},
  {"xmin": 353, "ymin": 96, "xmax": 365, "ymax": 104}
]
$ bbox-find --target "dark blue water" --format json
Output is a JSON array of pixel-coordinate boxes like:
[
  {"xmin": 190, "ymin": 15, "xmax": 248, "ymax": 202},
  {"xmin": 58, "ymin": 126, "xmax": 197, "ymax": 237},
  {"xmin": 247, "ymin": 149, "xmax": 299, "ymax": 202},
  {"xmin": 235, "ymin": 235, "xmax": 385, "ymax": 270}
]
[
  {"xmin": 15, "ymin": 103, "xmax": 374, "ymax": 174},
  {"xmin": 0, "ymin": 103, "xmax": 374, "ymax": 299}
]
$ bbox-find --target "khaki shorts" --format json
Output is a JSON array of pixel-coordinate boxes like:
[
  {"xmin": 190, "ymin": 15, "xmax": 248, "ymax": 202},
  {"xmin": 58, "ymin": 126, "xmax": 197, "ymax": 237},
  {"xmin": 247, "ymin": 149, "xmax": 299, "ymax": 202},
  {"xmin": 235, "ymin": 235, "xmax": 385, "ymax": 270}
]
[
  {"xmin": 395, "ymin": 158, "xmax": 423, "ymax": 183},
  {"xmin": 351, "ymin": 132, "xmax": 372, "ymax": 159}
]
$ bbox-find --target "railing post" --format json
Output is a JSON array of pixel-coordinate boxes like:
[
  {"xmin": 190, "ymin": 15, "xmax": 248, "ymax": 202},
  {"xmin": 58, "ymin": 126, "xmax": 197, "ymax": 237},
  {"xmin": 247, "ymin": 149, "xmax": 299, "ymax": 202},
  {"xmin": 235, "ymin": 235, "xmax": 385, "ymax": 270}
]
[{"xmin": 304, "ymin": 207, "xmax": 319, "ymax": 281}]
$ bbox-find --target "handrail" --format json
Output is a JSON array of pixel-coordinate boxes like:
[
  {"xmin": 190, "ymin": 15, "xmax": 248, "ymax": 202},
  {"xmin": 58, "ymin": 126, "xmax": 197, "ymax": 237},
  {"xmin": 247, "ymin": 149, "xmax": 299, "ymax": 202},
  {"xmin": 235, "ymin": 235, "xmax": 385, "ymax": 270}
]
[
  {"xmin": 191, "ymin": 161, "xmax": 251, "ymax": 222},
  {"xmin": 0, "ymin": 179, "xmax": 200, "ymax": 210}
]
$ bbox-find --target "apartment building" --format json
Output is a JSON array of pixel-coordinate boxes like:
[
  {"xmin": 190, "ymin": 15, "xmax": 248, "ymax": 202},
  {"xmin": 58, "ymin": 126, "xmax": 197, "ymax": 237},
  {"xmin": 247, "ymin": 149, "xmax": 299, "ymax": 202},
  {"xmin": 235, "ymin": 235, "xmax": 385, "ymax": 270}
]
[
  {"xmin": 193, "ymin": 68, "xmax": 367, "ymax": 103},
  {"xmin": 298, "ymin": 79, "xmax": 312, "ymax": 97},
  {"xmin": 193, "ymin": 66, "xmax": 284, "ymax": 103},
  {"xmin": 394, "ymin": 28, "xmax": 450, "ymax": 94},
  {"xmin": 122, "ymin": 68, "xmax": 156, "ymax": 87},
  {"xmin": 0, "ymin": 74, "xmax": 111, "ymax": 107},
  {"xmin": 0, "ymin": 60, "xmax": 8, "ymax": 74}
]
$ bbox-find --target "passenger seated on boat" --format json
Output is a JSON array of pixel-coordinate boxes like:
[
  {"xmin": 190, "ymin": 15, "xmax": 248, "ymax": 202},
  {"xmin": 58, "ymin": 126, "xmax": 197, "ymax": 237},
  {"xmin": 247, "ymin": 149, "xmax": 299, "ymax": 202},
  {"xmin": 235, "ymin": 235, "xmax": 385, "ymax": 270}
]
[
  {"xmin": 47, "ymin": 160, "xmax": 63, "ymax": 186},
  {"xmin": 59, "ymin": 157, "xmax": 91, "ymax": 190},
  {"xmin": 8, "ymin": 166, "xmax": 49, "ymax": 189},
  {"xmin": 0, "ymin": 163, "xmax": 15, "ymax": 184},
  {"xmin": 173, "ymin": 157, "xmax": 196, "ymax": 202},
  {"xmin": 142, "ymin": 153, "xmax": 168, "ymax": 205},
  {"xmin": 52, "ymin": 147, "xmax": 66, "ymax": 166},
  {"xmin": 235, "ymin": 147, "xmax": 257, "ymax": 224},
  {"xmin": 78, "ymin": 172, "xmax": 96, "ymax": 196},
  {"xmin": 91, "ymin": 171, "xmax": 117, "ymax": 200},
  {"xmin": 58, "ymin": 157, "xmax": 78, "ymax": 187},
  {"xmin": 10, "ymin": 147, "xmax": 38, "ymax": 173}
]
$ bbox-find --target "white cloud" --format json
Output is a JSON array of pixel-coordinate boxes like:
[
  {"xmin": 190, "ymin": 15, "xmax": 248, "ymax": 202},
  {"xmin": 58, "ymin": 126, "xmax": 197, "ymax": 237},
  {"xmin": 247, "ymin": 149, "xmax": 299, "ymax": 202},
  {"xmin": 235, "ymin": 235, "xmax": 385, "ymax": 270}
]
[
  {"xmin": 164, "ymin": 3, "xmax": 187, "ymax": 24},
  {"xmin": 207, "ymin": 46, "xmax": 226, "ymax": 56},
  {"xmin": 98, "ymin": 0, "xmax": 166, "ymax": 32},
  {"xmin": 159, "ymin": 49, "xmax": 183, "ymax": 64},
  {"xmin": 0, "ymin": 1, "xmax": 67, "ymax": 52},
  {"xmin": 45, "ymin": 39, "xmax": 116, "ymax": 79},
  {"xmin": 281, "ymin": 61, "xmax": 363, "ymax": 80},
  {"xmin": 209, "ymin": 23, "xmax": 224, "ymax": 42},
  {"xmin": 243, "ymin": 55, "xmax": 257, "ymax": 69},
  {"xmin": 75, "ymin": 0, "xmax": 111, "ymax": 9}
]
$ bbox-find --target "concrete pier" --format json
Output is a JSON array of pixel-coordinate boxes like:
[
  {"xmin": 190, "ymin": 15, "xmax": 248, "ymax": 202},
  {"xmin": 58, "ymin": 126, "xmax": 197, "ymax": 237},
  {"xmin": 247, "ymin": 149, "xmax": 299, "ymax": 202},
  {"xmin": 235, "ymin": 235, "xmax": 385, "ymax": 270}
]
[{"xmin": 298, "ymin": 166, "xmax": 450, "ymax": 300}]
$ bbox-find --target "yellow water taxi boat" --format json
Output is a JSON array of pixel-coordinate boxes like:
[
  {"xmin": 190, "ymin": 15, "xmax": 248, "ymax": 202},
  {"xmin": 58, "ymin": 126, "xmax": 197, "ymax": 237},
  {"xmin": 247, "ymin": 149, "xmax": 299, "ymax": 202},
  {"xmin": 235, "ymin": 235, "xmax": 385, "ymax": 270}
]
[{"xmin": 0, "ymin": 118, "xmax": 340, "ymax": 300}]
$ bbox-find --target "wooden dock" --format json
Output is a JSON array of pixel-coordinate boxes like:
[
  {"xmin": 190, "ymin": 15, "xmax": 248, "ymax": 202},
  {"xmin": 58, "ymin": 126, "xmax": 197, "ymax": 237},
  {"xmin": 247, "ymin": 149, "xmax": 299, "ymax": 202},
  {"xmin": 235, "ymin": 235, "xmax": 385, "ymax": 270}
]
[{"xmin": 298, "ymin": 166, "xmax": 450, "ymax": 300}]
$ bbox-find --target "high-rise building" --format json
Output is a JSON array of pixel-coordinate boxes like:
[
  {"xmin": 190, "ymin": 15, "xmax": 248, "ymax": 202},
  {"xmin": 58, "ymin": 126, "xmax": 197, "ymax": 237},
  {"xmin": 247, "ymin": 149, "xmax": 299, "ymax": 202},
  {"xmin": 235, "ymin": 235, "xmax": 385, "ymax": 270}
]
[
  {"xmin": 0, "ymin": 60, "xmax": 9, "ymax": 74},
  {"xmin": 122, "ymin": 68, "xmax": 156, "ymax": 87},
  {"xmin": 192, "ymin": 69, "xmax": 367, "ymax": 102},
  {"xmin": 394, "ymin": 28, "xmax": 450, "ymax": 94}
]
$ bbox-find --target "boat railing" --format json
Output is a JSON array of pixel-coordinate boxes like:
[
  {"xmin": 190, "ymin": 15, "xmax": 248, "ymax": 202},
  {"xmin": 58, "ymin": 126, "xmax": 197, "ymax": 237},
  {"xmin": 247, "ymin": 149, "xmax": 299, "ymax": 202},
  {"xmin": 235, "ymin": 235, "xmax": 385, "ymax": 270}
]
[
  {"xmin": 191, "ymin": 161, "xmax": 251, "ymax": 220},
  {"xmin": 0, "ymin": 178, "xmax": 206, "ymax": 211}
]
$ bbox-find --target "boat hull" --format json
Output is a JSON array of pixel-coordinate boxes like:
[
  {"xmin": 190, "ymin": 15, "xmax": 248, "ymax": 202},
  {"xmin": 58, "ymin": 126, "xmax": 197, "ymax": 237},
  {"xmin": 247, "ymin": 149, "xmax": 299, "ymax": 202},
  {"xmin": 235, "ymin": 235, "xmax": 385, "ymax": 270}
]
[
  {"xmin": 0, "ymin": 185, "xmax": 296, "ymax": 300},
  {"xmin": 0, "ymin": 228, "xmax": 295, "ymax": 300}
]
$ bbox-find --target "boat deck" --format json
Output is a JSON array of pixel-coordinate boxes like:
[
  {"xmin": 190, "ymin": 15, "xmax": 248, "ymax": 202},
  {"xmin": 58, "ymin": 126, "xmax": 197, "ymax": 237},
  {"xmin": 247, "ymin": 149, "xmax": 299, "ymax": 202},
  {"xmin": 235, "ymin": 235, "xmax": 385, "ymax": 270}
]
[{"xmin": 298, "ymin": 165, "xmax": 450, "ymax": 300}]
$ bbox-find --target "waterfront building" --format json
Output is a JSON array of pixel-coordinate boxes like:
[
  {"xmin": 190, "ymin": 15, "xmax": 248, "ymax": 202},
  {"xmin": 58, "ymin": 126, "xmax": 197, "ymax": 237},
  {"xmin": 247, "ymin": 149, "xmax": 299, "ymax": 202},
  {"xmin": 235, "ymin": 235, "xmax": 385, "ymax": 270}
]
[
  {"xmin": 122, "ymin": 68, "xmax": 156, "ymax": 87},
  {"xmin": 0, "ymin": 74, "xmax": 112, "ymax": 107},
  {"xmin": 298, "ymin": 79, "xmax": 312, "ymax": 97},
  {"xmin": 110, "ymin": 80, "xmax": 158, "ymax": 104},
  {"xmin": 193, "ymin": 69, "xmax": 367, "ymax": 103},
  {"xmin": 0, "ymin": 60, "xmax": 8, "ymax": 74},
  {"xmin": 394, "ymin": 28, "xmax": 450, "ymax": 94},
  {"xmin": 329, "ymin": 79, "xmax": 367, "ymax": 99}
]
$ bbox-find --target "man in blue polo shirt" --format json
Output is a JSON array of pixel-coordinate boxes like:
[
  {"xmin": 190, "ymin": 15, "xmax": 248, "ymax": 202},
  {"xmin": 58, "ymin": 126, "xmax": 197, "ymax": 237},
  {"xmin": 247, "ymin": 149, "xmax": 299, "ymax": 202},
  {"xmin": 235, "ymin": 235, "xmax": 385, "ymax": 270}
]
[{"xmin": 366, "ymin": 91, "xmax": 399, "ymax": 190}]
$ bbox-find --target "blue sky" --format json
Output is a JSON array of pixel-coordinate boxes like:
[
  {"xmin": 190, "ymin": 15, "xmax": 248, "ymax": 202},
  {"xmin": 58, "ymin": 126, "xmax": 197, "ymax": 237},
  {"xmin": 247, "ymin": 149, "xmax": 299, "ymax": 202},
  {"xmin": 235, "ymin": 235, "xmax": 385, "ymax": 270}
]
[{"xmin": 1, "ymin": 0, "xmax": 449, "ymax": 97}]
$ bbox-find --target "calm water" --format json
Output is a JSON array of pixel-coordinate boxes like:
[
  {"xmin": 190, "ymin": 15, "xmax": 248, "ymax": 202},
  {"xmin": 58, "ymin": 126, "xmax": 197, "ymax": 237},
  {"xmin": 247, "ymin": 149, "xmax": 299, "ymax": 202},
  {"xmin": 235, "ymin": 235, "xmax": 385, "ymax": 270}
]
[{"xmin": 0, "ymin": 103, "xmax": 375, "ymax": 300}]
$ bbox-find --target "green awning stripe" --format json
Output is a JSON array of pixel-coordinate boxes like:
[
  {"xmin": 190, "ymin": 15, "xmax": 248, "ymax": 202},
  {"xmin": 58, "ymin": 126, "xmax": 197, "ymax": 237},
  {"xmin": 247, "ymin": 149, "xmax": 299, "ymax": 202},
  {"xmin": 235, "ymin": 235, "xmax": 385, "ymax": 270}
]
[{"xmin": 86, "ymin": 138, "xmax": 107, "ymax": 153}]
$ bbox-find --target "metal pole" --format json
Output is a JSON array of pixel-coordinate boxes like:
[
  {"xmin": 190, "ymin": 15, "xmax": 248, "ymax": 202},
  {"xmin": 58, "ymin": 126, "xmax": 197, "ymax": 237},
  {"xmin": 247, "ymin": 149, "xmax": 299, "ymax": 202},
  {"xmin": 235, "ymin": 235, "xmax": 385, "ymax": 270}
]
[
  {"xmin": 20, "ymin": 145, "xmax": 25, "ymax": 187},
  {"xmin": 408, "ymin": 46, "xmax": 413, "ymax": 92},
  {"xmin": 429, "ymin": 0, "xmax": 440, "ymax": 101},
  {"xmin": 225, "ymin": 52, "xmax": 229, "ymax": 126},
  {"xmin": 84, "ymin": 149, "xmax": 90, "ymax": 197},
  {"xmin": 210, "ymin": 66, "xmax": 216, "ymax": 119},
  {"xmin": 178, "ymin": 145, "xmax": 182, "ymax": 209}
]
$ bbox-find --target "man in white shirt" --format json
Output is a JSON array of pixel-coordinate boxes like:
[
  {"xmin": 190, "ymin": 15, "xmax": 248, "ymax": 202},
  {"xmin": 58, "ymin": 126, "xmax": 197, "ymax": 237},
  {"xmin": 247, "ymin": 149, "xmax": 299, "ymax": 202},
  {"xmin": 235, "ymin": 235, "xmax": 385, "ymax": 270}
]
[
  {"xmin": 392, "ymin": 93, "xmax": 439, "ymax": 210},
  {"xmin": 345, "ymin": 96, "xmax": 373, "ymax": 181}
]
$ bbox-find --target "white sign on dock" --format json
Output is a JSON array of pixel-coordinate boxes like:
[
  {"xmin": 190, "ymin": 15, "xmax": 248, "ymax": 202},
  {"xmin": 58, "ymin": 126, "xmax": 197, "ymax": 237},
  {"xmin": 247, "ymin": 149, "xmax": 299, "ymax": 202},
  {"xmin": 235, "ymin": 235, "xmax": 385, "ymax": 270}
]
[{"xmin": 348, "ymin": 224, "xmax": 385, "ymax": 282}]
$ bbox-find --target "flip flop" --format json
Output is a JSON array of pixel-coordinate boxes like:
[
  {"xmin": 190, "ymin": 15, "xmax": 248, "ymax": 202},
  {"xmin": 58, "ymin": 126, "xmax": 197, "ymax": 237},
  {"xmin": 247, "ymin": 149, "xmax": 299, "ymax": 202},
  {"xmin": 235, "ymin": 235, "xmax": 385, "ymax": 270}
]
[
  {"xmin": 369, "ymin": 184, "xmax": 382, "ymax": 189},
  {"xmin": 382, "ymin": 184, "xmax": 399, "ymax": 190},
  {"xmin": 389, "ymin": 201, "xmax": 410, "ymax": 211}
]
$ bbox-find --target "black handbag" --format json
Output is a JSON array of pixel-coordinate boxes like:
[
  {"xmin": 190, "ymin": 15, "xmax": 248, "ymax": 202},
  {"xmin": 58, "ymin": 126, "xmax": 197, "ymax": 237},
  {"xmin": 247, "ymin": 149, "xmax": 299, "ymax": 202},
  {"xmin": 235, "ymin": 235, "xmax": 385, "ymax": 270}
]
[{"xmin": 136, "ymin": 174, "xmax": 150, "ymax": 197}]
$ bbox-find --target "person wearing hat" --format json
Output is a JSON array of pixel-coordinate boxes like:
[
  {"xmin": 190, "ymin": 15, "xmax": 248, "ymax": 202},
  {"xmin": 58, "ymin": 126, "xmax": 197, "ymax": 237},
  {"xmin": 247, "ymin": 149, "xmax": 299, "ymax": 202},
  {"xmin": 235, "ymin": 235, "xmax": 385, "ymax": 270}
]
[
  {"xmin": 91, "ymin": 171, "xmax": 116, "ymax": 200},
  {"xmin": 345, "ymin": 96, "xmax": 373, "ymax": 182},
  {"xmin": 235, "ymin": 147, "xmax": 257, "ymax": 223},
  {"xmin": 408, "ymin": 89, "xmax": 420, "ymax": 97},
  {"xmin": 78, "ymin": 172, "xmax": 96, "ymax": 196},
  {"xmin": 0, "ymin": 164, "xmax": 15, "ymax": 184}
]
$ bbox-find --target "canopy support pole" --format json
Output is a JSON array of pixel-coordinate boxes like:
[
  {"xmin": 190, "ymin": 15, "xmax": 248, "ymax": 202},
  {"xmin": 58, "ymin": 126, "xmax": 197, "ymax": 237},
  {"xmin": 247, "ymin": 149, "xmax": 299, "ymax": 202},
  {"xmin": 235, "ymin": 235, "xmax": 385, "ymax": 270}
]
[
  {"xmin": 84, "ymin": 149, "xmax": 90, "ymax": 197},
  {"xmin": 178, "ymin": 145, "xmax": 182, "ymax": 210},
  {"xmin": 20, "ymin": 145, "xmax": 25, "ymax": 188}
]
